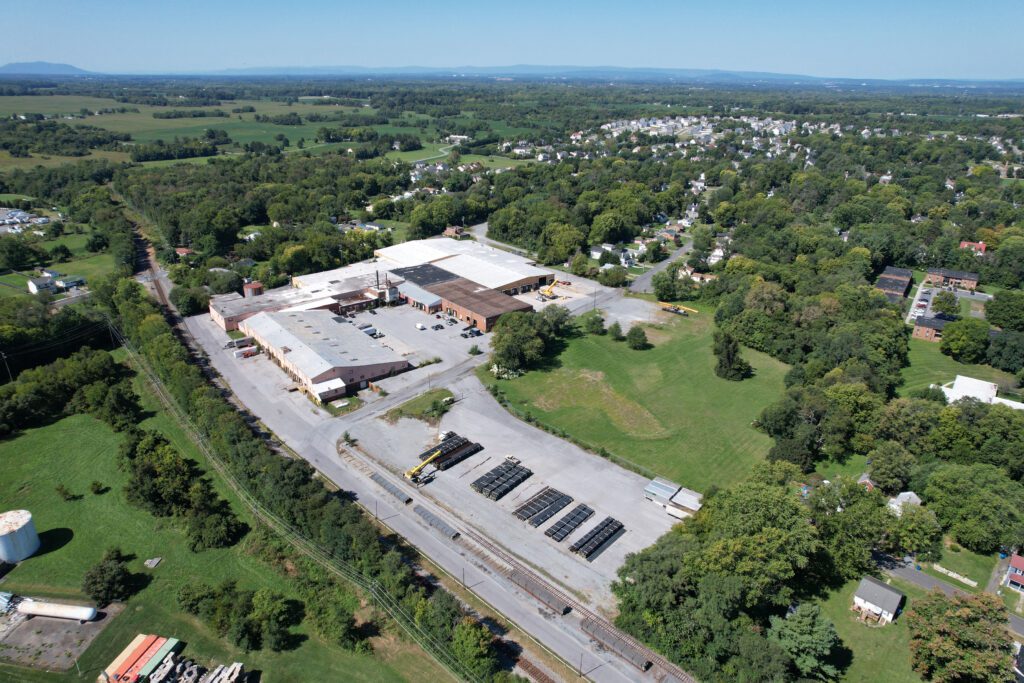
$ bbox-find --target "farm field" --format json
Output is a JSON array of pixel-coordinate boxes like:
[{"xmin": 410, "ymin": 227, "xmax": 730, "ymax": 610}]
[
  {"xmin": 0, "ymin": 95, "xmax": 526, "ymax": 172},
  {"xmin": 0, "ymin": 365, "xmax": 439, "ymax": 683},
  {"xmin": 898, "ymin": 338, "xmax": 1019, "ymax": 397},
  {"xmin": 480, "ymin": 304, "xmax": 788, "ymax": 490},
  {"xmin": 816, "ymin": 577, "xmax": 924, "ymax": 683}
]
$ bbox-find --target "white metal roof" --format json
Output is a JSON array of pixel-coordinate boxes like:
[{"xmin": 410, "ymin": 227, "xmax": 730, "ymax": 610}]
[
  {"xmin": 670, "ymin": 487, "xmax": 704, "ymax": 512},
  {"xmin": 290, "ymin": 260, "xmax": 402, "ymax": 293},
  {"xmin": 375, "ymin": 238, "xmax": 552, "ymax": 289},
  {"xmin": 941, "ymin": 375, "xmax": 998, "ymax": 404},
  {"xmin": 432, "ymin": 253, "xmax": 549, "ymax": 290},
  {"xmin": 243, "ymin": 310, "xmax": 405, "ymax": 382},
  {"xmin": 645, "ymin": 478, "xmax": 680, "ymax": 500}
]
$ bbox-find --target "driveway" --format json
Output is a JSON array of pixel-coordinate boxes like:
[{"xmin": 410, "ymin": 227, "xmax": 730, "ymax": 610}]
[
  {"xmin": 468, "ymin": 222, "xmax": 530, "ymax": 256},
  {"xmin": 628, "ymin": 237, "xmax": 692, "ymax": 294},
  {"xmin": 906, "ymin": 281, "xmax": 992, "ymax": 325}
]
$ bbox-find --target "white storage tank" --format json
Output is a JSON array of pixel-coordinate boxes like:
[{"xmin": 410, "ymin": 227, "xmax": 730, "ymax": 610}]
[
  {"xmin": 16, "ymin": 599, "xmax": 96, "ymax": 622},
  {"xmin": 0, "ymin": 510, "xmax": 41, "ymax": 563}
]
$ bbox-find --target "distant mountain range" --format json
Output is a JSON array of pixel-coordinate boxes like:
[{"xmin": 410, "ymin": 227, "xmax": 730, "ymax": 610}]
[
  {"xmin": 0, "ymin": 61, "xmax": 93, "ymax": 75},
  {"xmin": 0, "ymin": 61, "xmax": 1020, "ymax": 85}
]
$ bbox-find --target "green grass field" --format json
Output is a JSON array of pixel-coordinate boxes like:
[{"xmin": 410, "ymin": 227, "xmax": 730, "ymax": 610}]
[
  {"xmin": 921, "ymin": 541, "xmax": 998, "ymax": 592},
  {"xmin": 384, "ymin": 388, "xmax": 454, "ymax": 424},
  {"xmin": 0, "ymin": 367, "xmax": 441, "ymax": 682},
  {"xmin": 0, "ymin": 193, "xmax": 33, "ymax": 204},
  {"xmin": 480, "ymin": 306, "xmax": 789, "ymax": 490},
  {"xmin": 817, "ymin": 577, "xmax": 924, "ymax": 683},
  {"xmin": 899, "ymin": 338, "xmax": 1018, "ymax": 397}
]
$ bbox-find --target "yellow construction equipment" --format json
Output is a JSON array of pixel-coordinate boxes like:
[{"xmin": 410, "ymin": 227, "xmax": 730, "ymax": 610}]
[
  {"xmin": 658, "ymin": 302, "xmax": 698, "ymax": 314},
  {"xmin": 540, "ymin": 279, "xmax": 558, "ymax": 299},
  {"xmin": 405, "ymin": 449, "xmax": 442, "ymax": 483}
]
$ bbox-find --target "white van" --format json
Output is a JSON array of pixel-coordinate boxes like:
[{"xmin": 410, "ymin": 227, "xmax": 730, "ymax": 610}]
[{"xmin": 415, "ymin": 322, "xmax": 427, "ymax": 330}]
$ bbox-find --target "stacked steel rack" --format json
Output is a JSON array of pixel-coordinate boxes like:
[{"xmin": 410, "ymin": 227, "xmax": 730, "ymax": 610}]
[
  {"xmin": 569, "ymin": 517, "xmax": 624, "ymax": 559},
  {"xmin": 544, "ymin": 504, "xmax": 595, "ymax": 542},
  {"xmin": 513, "ymin": 488, "xmax": 574, "ymax": 528},
  {"xmin": 470, "ymin": 461, "xmax": 532, "ymax": 500},
  {"xmin": 416, "ymin": 432, "xmax": 483, "ymax": 471}
]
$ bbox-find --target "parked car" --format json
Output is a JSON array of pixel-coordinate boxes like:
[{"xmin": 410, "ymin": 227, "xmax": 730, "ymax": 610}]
[{"xmin": 460, "ymin": 332, "xmax": 470, "ymax": 338}]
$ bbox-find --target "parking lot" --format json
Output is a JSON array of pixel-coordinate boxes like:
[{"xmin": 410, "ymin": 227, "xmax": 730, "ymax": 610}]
[
  {"xmin": 345, "ymin": 303, "xmax": 490, "ymax": 368},
  {"xmin": 906, "ymin": 282, "xmax": 991, "ymax": 324},
  {"xmin": 348, "ymin": 373, "xmax": 678, "ymax": 609}
]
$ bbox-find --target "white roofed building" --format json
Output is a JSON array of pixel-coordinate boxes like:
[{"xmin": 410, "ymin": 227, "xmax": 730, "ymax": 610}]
[
  {"xmin": 240, "ymin": 310, "xmax": 410, "ymax": 403},
  {"xmin": 935, "ymin": 375, "xmax": 1024, "ymax": 411}
]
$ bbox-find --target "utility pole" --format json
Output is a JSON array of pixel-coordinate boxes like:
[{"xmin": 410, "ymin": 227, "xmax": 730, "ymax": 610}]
[{"xmin": 0, "ymin": 351, "xmax": 11, "ymax": 383}]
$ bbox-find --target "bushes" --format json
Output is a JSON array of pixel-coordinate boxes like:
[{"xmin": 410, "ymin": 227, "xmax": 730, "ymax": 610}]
[
  {"xmin": 82, "ymin": 547, "xmax": 137, "ymax": 607},
  {"xmin": 119, "ymin": 430, "xmax": 244, "ymax": 551},
  {"xmin": 177, "ymin": 581, "xmax": 301, "ymax": 652},
  {"xmin": 0, "ymin": 347, "xmax": 139, "ymax": 437}
]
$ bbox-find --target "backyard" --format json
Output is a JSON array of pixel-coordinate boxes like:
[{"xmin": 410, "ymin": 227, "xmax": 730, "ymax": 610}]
[
  {"xmin": 0, "ymin": 365, "xmax": 442, "ymax": 682},
  {"xmin": 816, "ymin": 577, "xmax": 925, "ymax": 683},
  {"xmin": 479, "ymin": 306, "xmax": 789, "ymax": 490},
  {"xmin": 899, "ymin": 338, "xmax": 1019, "ymax": 398}
]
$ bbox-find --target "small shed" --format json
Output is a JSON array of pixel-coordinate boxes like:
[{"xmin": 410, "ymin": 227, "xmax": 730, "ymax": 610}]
[
  {"xmin": 644, "ymin": 478, "xmax": 681, "ymax": 506},
  {"xmin": 852, "ymin": 576, "xmax": 904, "ymax": 625}
]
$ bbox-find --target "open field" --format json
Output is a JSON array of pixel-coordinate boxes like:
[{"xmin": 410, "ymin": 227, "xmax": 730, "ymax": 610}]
[
  {"xmin": 0, "ymin": 193, "xmax": 33, "ymax": 203},
  {"xmin": 479, "ymin": 304, "xmax": 789, "ymax": 490},
  {"xmin": 0, "ymin": 149, "xmax": 131, "ymax": 173},
  {"xmin": 899, "ymin": 338, "xmax": 1019, "ymax": 397},
  {"xmin": 817, "ymin": 577, "xmax": 924, "ymax": 683},
  {"xmin": 0, "ymin": 366, "xmax": 439, "ymax": 682},
  {"xmin": 921, "ymin": 541, "xmax": 998, "ymax": 592}
]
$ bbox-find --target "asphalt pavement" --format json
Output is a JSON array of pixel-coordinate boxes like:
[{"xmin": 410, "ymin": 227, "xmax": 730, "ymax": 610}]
[
  {"xmin": 629, "ymin": 238, "xmax": 692, "ymax": 294},
  {"xmin": 879, "ymin": 555, "xmax": 1024, "ymax": 637}
]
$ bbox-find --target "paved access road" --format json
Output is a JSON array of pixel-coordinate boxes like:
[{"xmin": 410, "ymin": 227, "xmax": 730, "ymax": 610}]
[
  {"xmin": 879, "ymin": 554, "xmax": 1024, "ymax": 637},
  {"xmin": 629, "ymin": 237, "xmax": 693, "ymax": 294}
]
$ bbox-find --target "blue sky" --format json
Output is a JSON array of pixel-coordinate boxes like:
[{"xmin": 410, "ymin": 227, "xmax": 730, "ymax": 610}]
[{"xmin": 2, "ymin": 0, "xmax": 1022, "ymax": 79}]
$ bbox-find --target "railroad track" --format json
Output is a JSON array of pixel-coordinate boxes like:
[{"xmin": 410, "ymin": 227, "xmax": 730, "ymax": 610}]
[{"xmin": 458, "ymin": 528, "xmax": 695, "ymax": 683}]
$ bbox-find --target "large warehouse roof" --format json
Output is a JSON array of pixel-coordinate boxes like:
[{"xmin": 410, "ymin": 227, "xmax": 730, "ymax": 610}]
[
  {"xmin": 434, "ymin": 253, "xmax": 549, "ymax": 291},
  {"xmin": 244, "ymin": 310, "xmax": 404, "ymax": 380},
  {"xmin": 425, "ymin": 278, "xmax": 533, "ymax": 320},
  {"xmin": 291, "ymin": 260, "xmax": 403, "ymax": 293},
  {"xmin": 375, "ymin": 238, "xmax": 552, "ymax": 290},
  {"xmin": 210, "ymin": 285, "xmax": 319, "ymax": 320}
]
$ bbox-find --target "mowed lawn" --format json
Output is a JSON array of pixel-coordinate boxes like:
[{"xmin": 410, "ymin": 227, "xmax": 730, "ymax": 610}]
[
  {"xmin": 482, "ymin": 311, "xmax": 788, "ymax": 490},
  {"xmin": 899, "ymin": 338, "xmax": 1019, "ymax": 397},
  {"xmin": 0, "ymin": 374, "xmax": 438, "ymax": 682},
  {"xmin": 817, "ymin": 578, "xmax": 924, "ymax": 683}
]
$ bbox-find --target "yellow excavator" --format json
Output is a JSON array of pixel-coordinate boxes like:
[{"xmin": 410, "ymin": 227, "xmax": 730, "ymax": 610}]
[{"xmin": 405, "ymin": 449, "xmax": 442, "ymax": 484}]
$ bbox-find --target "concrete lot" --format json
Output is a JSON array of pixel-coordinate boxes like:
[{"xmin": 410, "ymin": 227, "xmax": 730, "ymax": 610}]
[
  {"xmin": 349, "ymin": 374, "xmax": 677, "ymax": 607},
  {"xmin": 187, "ymin": 305, "xmax": 675, "ymax": 609},
  {"xmin": 346, "ymin": 303, "xmax": 490, "ymax": 368},
  {"xmin": 0, "ymin": 604, "xmax": 122, "ymax": 671}
]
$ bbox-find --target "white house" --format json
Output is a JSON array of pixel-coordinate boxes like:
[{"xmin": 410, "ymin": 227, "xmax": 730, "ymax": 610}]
[
  {"xmin": 852, "ymin": 576, "xmax": 904, "ymax": 625},
  {"xmin": 887, "ymin": 491, "xmax": 922, "ymax": 517},
  {"xmin": 935, "ymin": 375, "xmax": 1024, "ymax": 411}
]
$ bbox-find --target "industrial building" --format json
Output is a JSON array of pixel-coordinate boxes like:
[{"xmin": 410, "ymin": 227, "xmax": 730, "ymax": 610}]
[
  {"xmin": 392, "ymin": 263, "xmax": 532, "ymax": 331},
  {"xmin": 209, "ymin": 264, "xmax": 401, "ymax": 331},
  {"xmin": 374, "ymin": 237, "xmax": 554, "ymax": 295},
  {"xmin": 643, "ymin": 478, "xmax": 703, "ymax": 519},
  {"xmin": 239, "ymin": 310, "xmax": 410, "ymax": 402},
  {"xmin": 0, "ymin": 509, "xmax": 40, "ymax": 563}
]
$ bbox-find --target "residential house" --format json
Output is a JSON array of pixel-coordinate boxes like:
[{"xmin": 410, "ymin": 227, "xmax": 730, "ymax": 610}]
[
  {"xmin": 55, "ymin": 275, "xmax": 85, "ymax": 290},
  {"xmin": 852, "ymin": 576, "xmax": 905, "ymax": 625},
  {"xmin": 1005, "ymin": 553, "xmax": 1024, "ymax": 592},
  {"xmin": 874, "ymin": 266, "xmax": 913, "ymax": 303},
  {"xmin": 887, "ymin": 491, "xmax": 922, "ymax": 517},
  {"xmin": 40, "ymin": 267, "xmax": 62, "ymax": 279},
  {"xmin": 856, "ymin": 473, "xmax": 877, "ymax": 492},
  {"xmin": 959, "ymin": 240, "xmax": 987, "ymax": 255},
  {"xmin": 912, "ymin": 316, "xmax": 951, "ymax": 342},
  {"xmin": 27, "ymin": 277, "xmax": 55, "ymax": 294},
  {"xmin": 924, "ymin": 268, "xmax": 979, "ymax": 290}
]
